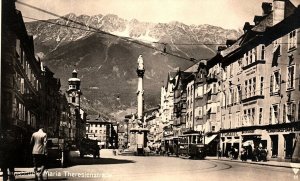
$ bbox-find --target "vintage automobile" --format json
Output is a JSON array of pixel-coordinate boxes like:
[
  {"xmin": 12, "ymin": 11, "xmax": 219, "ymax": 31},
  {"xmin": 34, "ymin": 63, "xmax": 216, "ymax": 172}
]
[
  {"xmin": 79, "ymin": 138, "xmax": 100, "ymax": 158},
  {"xmin": 47, "ymin": 138, "xmax": 70, "ymax": 167},
  {"xmin": 161, "ymin": 137, "xmax": 179, "ymax": 156}
]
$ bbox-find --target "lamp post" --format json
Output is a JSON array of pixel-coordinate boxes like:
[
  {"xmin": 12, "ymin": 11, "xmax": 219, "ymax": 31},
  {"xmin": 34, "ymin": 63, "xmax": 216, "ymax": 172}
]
[{"xmin": 124, "ymin": 118, "xmax": 129, "ymax": 147}]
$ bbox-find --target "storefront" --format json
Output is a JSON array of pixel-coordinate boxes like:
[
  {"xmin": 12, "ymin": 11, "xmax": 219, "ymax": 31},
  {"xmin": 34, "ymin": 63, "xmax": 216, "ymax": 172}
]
[
  {"xmin": 265, "ymin": 127, "xmax": 297, "ymax": 162},
  {"xmin": 220, "ymin": 132, "xmax": 240, "ymax": 157}
]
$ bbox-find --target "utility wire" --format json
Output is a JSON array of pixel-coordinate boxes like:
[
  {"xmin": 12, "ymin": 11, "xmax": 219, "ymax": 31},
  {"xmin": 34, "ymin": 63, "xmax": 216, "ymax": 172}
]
[
  {"xmin": 17, "ymin": 2, "xmax": 299, "ymax": 63},
  {"xmin": 22, "ymin": 15, "xmax": 299, "ymax": 65},
  {"xmin": 17, "ymin": 2, "xmax": 204, "ymax": 61},
  {"xmin": 23, "ymin": 16, "xmax": 196, "ymax": 61}
]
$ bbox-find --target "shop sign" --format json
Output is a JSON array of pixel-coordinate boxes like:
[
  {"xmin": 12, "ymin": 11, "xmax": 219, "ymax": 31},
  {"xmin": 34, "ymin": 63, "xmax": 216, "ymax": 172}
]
[
  {"xmin": 163, "ymin": 131, "xmax": 174, "ymax": 137},
  {"xmin": 242, "ymin": 130, "xmax": 255, "ymax": 134},
  {"xmin": 223, "ymin": 132, "xmax": 238, "ymax": 136},
  {"xmin": 267, "ymin": 127, "xmax": 294, "ymax": 133}
]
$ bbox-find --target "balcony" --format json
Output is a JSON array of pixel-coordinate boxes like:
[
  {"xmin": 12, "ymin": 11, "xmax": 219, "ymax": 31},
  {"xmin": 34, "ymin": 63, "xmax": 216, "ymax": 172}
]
[
  {"xmin": 195, "ymin": 94, "xmax": 204, "ymax": 100},
  {"xmin": 241, "ymin": 95, "xmax": 264, "ymax": 103},
  {"xmin": 242, "ymin": 60, "xmax": 266, "ymax": 70},
  {"xmin": 207, "ymin": 74, "xmax": 218, "ymax": 83}
]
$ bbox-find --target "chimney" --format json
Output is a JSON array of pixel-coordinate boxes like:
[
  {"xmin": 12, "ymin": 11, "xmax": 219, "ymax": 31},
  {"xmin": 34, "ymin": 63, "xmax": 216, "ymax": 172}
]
[
  {"xmin": 200, "ymin": 59, "xmax": 207, "ymax": 66},
  {"xmin": 253, "ymin": 15, "xmax": 263, "ymax": 25},
  {"xmin": 217, "ymin": 46, "xmax": 227, "ymax": 52},
  {"xmin": 226, "ymin": 39, "xmax": 236, "ymax": 47},
  {"xmin": 273, "ymin": 0, "xmax": 286, "ymax": 25},
  {"xmin": 243, "ymin": 22, "xmax": 254, "ymax": 33},
  {"xmin": 262, "ymin": 2, "xmax": 272, "ymax": 16}
]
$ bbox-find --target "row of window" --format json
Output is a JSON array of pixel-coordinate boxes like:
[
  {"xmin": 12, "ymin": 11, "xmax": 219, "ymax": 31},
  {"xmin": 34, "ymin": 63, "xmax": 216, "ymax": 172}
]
[
  {"xmin": 88, "ymin": 135, "xmax": 106, "ymax": 140},
  {"xmin": 88, "ymin": 124, "xmax": 107, "ymax": 128},
  {"xmin": 88, "ymin": 129, "xmax": 106, "ymax": 134},
  {"xmin": 69, "ymin": 85, "xmax": 78, "ymax": 90},
  {"xmin": 221, "ymin": 64, "xmax": 296, "ymax": 106},
  {"xmin": 270, "ymin": 65, "xmax": 296, "ymax": 95},
  {"xmin": 195, "ymin": 83, "xmax": 218, "ymax": 98},
  {"xmin": 270, "ymin": 102, "xmax": 299, "ymax": 124},
  {"xmin": 13, "ymin": 98, "xmax": 37, "ymax": 127},
  {"xmin": 222, "ymin": 102, "xmax": 300, "ymax": 129},
  {"xmin": 16, "ymin": 39, "xmax": 41, "ymax": 92},
  {"xmin": 244, "ymin": 45, "xmax": 265, "ymax": 66},
  {"xmin": 195, "ymin": 104, "xmax": 219, "ymax": 118},
  {"xmin": 222, "ymin": 30, "xmax": 297, "ymax": 80}
]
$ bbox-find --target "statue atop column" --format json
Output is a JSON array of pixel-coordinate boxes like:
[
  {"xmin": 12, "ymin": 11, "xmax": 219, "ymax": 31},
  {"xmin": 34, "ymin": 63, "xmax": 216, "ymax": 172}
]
[{"xmin": 137, "ymin": 55, "xmax": 144, "ymax": 70}]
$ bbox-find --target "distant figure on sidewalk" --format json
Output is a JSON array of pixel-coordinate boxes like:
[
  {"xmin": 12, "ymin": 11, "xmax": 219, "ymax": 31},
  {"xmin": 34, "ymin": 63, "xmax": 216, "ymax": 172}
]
[
  {"xmin": 31, "ymin": 127, "xmax": 47, "ymax": 181},
  {"xmin": 240, "ymin": 147, "xmax": 247, "ymax": 161},
  {"xmin": 252, "ymin": 146, "xmax": 259, "ymax": 162},
  {"xmin": 0, "ymin": 130, "xmax": 17, "ymax": 181},
  {"xmin": 259, "ymin": 147, "xmax": 268, "ymax": 162},
  {"xmin": 217, "ymin": 147, "xmax": 222, "ymax": 159}
]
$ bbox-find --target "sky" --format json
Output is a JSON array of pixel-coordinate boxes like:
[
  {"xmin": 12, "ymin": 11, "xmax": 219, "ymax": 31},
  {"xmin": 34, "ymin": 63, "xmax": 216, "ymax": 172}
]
[{"xmin": 16, "ymin": 0, "xmax": 300, "ymax": 29}]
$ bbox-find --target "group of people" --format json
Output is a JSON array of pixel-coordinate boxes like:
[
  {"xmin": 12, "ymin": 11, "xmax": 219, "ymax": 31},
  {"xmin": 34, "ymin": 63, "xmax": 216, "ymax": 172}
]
[
  {"xmin": 218, "ymin": 145, "xmax": 268, "ymax": 162},
  {"xmin": 240, "ymin": 145, "xmax": 268, "ymax": 162},
  {"xmin": 0, "ymin": 127, "xmax": 48, "ymax": 181},
  {"xmin": 251, "ymin": 146, "xmax": 268, "ymax": 162}
]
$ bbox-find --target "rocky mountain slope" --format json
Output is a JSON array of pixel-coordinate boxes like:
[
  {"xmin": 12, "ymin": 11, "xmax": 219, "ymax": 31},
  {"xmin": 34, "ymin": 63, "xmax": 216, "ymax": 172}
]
[{"xmin": 25, "ymin": 13, "xmax": 242, "ymax": 118}]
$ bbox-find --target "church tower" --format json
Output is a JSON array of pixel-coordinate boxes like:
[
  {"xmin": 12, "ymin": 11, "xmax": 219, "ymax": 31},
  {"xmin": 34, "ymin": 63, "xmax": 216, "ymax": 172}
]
[{"xmin": 67, "ymin": 69, "xmax": 82, "ymax": 108}]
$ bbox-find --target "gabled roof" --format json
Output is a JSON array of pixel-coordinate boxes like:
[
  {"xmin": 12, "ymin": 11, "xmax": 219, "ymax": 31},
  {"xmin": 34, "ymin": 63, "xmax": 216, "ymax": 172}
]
[
  {"xmin": 144, "ymin": 106, "xmax": 160, "ymax": 114},
  {"xmin": 251, "ymin": 13, "xmax": 273, "ymax": 32},
  {"xmin": 86, "ymin": 115, "xmax": 109, "ymax": 123},
  {"xmin": 165, "ymin": 70, "xmax": 179, "ymax": 90},
  {"xmin": 173, "ymin": 71, "xmax": 193, "ymax": 90},
  {"xmin": 184, "ymin": 62, "xmax": 200, "ymax": 73}
]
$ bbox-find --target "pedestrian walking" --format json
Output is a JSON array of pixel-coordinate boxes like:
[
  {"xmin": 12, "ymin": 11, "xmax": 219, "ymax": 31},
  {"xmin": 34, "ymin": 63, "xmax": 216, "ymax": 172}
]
[
  {"xmin": 217, "ymin": 147, "xmax": 222, "ymax": 159},
  {"xmin": 230, "ymin": 146, "xmax": 235, "ymax": 160},
  {"xmin": 260, "ymin": 147, "xmax": 268, "ymax": 162},
  {"xmin": 252, "ymin": 146, "xmax": 259, "ymax": 162},
  {"xmin": 31, "ymin": 127, "xmax": 47, "ymax": 181},
  {"xmin": 0, "ymin": 130, "xmax": 17, "ymax": 181},
  {"xmin": 240, "ymin": 147, "xmax": 247, "ymax": 161}
]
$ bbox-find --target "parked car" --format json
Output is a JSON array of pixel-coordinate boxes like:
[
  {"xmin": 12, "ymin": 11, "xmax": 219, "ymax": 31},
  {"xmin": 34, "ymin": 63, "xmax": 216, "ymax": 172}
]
[
  {"xmin": 47, "ymin": 138, "xmax": 70, "ymax": 167},
  {"xmin": 79, "ymin": 138, "xmax": 100, "ymax": 158}
]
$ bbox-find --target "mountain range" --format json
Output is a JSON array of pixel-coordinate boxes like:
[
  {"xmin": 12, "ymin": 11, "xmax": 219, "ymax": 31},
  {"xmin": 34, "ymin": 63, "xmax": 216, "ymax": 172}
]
[{"xmin": 25, "ymin": 13, "xmax": 242, "ymax": 119}]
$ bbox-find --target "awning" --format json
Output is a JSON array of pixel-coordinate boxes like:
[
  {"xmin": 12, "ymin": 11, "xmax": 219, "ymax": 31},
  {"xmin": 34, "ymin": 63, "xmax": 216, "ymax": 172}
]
[
  {"xmin": 242, "ymin": 140, "xmax": 253, "ymax": 147},
  {"xmin": 205, "ymin": 87, "xmax": 212, "ymax": 94},
  {"xmin": 241, "ymin": 133, "xmax": 262, "ymax": 136},
  {"xmin": 206, "ymin": 107, "xmax": 212, "ymax": 114},
  {"xmin": 226, "ymin": 139, "xmax": 239, "ymax": 144},
  {"xmin": 204, "ymin": 134, "xmax": 218, "ymax": 144},
  {"xmin": 272, "ymin": 44, "xmax": 280, "ymax": 53},
  {"xmin": 99, "ymin": 142, "xmax": 105, "ymax": 145}
]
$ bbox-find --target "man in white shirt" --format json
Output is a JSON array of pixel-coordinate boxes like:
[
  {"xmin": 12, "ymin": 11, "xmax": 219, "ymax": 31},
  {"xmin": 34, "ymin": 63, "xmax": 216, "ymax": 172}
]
[{"xmin": 31, "ymin": 127, "xmax": 47, "ymax": 180}]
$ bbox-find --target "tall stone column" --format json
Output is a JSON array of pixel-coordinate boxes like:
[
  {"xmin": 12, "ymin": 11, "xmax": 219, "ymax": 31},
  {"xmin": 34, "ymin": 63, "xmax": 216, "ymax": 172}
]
[{"xmin": 136, "ymin": 55, "xmax": 145, "ymax": 126}]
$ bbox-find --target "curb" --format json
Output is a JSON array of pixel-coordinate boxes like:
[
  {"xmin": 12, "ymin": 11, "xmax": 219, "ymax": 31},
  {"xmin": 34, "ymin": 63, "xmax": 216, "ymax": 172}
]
[{"xmin": 207, "ymin": 158, "xmax": 295, "ymax": 169}]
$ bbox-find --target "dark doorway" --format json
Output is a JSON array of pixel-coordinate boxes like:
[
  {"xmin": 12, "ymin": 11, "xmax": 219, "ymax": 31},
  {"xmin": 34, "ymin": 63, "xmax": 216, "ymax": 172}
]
[
  {"xmin": 284, "ymin": 134, "xmax": 295, "ymax": 159},
  {"xmin": 270, "ymin": 135, "xmax": 278, "ymax": 157}
]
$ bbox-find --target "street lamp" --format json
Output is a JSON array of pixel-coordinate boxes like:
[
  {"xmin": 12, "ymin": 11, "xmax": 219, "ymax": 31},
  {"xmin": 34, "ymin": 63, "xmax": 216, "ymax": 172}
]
[{"xmin": 124, "ymin": 118, "xmax": 129, "ymax": 147}]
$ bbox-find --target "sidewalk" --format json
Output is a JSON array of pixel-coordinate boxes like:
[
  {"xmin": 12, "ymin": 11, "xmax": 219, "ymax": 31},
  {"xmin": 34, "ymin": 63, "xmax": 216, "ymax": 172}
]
[{"xmin": 206, "ymin": 156, "xmax": 300, "ymax": 169}]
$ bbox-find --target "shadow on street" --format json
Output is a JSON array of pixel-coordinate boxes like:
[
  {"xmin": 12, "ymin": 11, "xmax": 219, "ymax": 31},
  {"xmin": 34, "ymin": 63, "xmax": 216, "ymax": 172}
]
[{"xmin": 68, "ymin": 157, "xmax": 135, "ymax": 166}]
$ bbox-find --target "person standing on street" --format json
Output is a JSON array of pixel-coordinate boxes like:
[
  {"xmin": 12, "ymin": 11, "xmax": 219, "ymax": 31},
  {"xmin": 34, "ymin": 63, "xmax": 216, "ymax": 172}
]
[
  {"xmin": 0, "ymin": 130, "xmax": 17, "ymax": 181},
  {"xmin": 31, "ymin": 127, "xmax": 47, "ymax": 181},
  {"xmin": 217, "ymin": 147, "xmax": 222, "ymax": 159}
]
